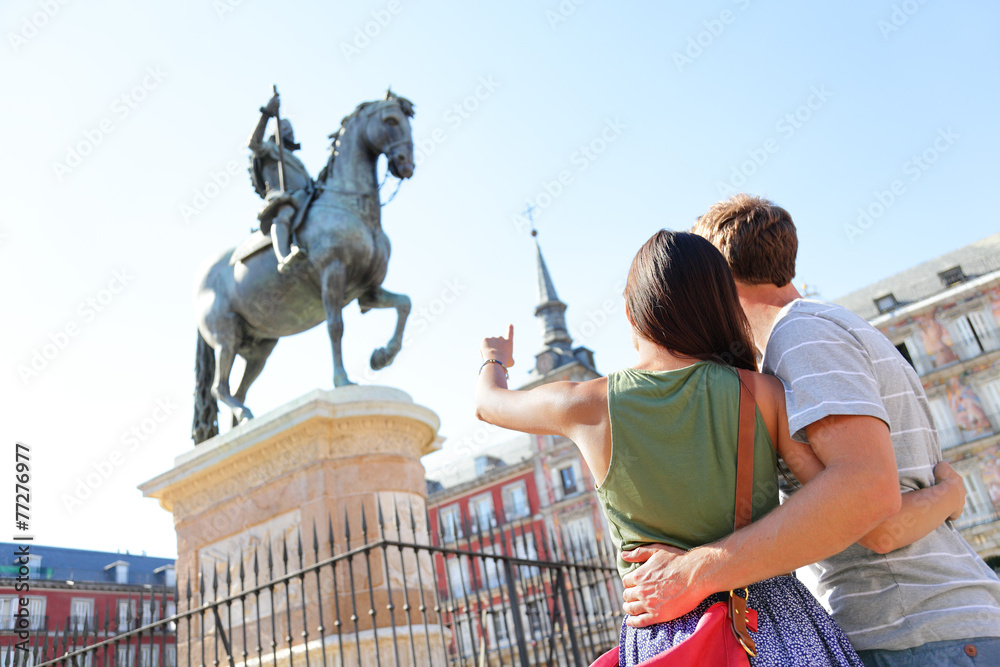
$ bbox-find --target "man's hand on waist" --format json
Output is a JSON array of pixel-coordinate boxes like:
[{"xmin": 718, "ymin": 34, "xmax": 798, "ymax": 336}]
[{"xmin": 620, "ymin": 544, "xmax": 711, "ymax": 627}]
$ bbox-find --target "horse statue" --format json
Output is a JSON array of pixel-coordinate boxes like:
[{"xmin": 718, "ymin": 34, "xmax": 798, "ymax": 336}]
[{"xmin": 191, "ymin": 92, "xmax": 416, "ymax": 444}]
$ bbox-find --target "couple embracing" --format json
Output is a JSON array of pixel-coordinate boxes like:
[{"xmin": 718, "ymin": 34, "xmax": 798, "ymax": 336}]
[{"xmin": 475, "ymin": 195, "xmax": 1000, "ymax": 666}]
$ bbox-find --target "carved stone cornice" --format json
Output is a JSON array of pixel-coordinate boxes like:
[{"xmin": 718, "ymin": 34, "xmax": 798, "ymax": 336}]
[{"xmin": 140, "ymin": 386, "xmax": 442, "ymax": 517}]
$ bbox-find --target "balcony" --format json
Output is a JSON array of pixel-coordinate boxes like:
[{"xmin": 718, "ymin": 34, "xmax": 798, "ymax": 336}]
[
  {"xmin": 907, "ymin": 331, "xmax": 1000, "ymax": 377},
  {"xmin": 935, "ymin": 410, "xmax": 1000, "ymax": 450}
]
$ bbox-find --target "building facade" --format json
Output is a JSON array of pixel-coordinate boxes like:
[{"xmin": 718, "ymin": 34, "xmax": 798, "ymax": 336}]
[
  {"xmin": 835, "ymin": 232, "xmax": 1000, "ymax": 564},
  {"xmin": 425, "ymin": 234, "xmax": 612, "ymax": 658},
  {"xmin": 0, "ymin": 543, "xmax": 177, "ymax": 666}
]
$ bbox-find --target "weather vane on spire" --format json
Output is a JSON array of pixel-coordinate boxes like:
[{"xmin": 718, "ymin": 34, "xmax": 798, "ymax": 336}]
[{"xmin": 521, "ymin": 202, "xmax": 539, "ymax": 236}]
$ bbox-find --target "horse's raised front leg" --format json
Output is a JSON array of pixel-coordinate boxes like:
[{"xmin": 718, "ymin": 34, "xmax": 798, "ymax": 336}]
[
  {"xmin": 359, "ymin": 287, "xmax": 411, "ymax": 371},
  {"xmin": 212, "ymin": 343, "xmax": 254, "ymax": 424},
  {"xmin": 321, "ymin": 261, "xmax": 355, "ymax": 387}
]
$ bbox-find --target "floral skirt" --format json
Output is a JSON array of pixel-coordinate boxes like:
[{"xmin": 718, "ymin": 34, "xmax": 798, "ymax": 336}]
[{"xmin": 619, "ymin": 575, "xmax": 865, "ymax": 667}]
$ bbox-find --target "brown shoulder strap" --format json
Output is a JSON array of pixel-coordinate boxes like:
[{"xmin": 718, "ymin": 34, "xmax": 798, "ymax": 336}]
[{"xmin": 734, "ymin": 368, "xmax": 757, "ymax": 531}]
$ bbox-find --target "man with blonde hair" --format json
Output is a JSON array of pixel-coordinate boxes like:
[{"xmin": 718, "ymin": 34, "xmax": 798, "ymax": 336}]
[{"xmin": 621, "ymin": 194, "xmax": 1000, "ymax": 665}]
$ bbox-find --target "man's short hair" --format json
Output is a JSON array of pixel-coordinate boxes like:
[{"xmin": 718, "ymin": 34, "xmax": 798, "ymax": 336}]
[{"xmin": 691, "ymin": 193, "xmax": 798, "ymax": 287}]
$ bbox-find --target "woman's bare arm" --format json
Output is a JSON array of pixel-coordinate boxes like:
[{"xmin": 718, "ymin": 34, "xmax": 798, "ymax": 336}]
[{"xmin": 474, "ymin": 325, "xmax": 611, "ymax": 483}]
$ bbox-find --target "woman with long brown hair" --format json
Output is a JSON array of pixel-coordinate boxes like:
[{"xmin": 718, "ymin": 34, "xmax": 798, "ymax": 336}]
[{"xmin": 475, "ymin": 230, "xmax": 961, "ymax": 665}]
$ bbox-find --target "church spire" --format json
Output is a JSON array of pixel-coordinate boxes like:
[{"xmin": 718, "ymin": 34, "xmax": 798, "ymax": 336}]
[{"xmin": 533, "ymin": 230, "xmax": 573, "ymax": 348}]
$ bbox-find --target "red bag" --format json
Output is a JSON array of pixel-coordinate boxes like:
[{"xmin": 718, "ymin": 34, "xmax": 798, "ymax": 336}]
[
  {"xmin": 591, "ymin": 602, "xmax": 758, "ymax": 666},
  {"xmin": 592, "ymin": 369, "xmax": 762, "ymax": 667}
]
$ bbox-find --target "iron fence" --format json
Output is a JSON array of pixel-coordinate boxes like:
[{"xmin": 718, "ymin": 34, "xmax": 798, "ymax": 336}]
[{"xmin": 19, "ymin": 498, "xmax": 622, "ymax": 667}]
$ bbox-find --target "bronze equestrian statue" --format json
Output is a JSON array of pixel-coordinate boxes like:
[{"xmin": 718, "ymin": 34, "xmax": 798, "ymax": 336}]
[{"xmin": 192, "ymin": 90, "xmax": 416, "ymax": 444}]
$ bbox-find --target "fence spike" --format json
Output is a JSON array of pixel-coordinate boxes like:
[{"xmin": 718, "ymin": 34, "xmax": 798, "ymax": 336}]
[
  {"xmin": 407, "ymin": 498, "xmax": 418, "ymax": 542},
  {"xmin": 312, "ymin": 519, "xmax": 320, "ymax": 561},
  {"xmin": 361, "ymin": 501, "xmax": 369, "ymax": 542},
  {"xmin": 297, "ymin": 527, "xmax": 305, "ymax": 569},
  {"xmin": 343, "ymin": 507, "xmax": 351, "ymax": 545},
  {"xmin": 238, "ymin": 549, "xmax": 245, "ymax": 587},
  {"xmin": 281, "ymin": 533, "xmax": 289, "ymax": 574},
  {"xmin": 328, "ymin": 513, "xmax": 336, "ymax": 556},
  {"xmin": 267, "ymin": 536, "xmax": 275, "ymax": 578},
  {"xmin": 212, "ymin": 561, "xmax": 220, "ymax": 600},
  {"xmin": 376, "ymin": 494, "xmax": 386, "ymax": 537}
]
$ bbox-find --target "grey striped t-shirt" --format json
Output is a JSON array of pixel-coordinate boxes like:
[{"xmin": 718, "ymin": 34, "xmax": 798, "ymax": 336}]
[{"xmin": 761, "ymin": 299, "xmax": 1000, "ymax": 652}]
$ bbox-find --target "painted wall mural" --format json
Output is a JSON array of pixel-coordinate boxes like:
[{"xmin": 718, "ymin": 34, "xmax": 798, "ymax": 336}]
[
  {"xmin": 947, "ymin": 375, "xmax": 993, "ymax": 440},
  {"xmin": 916, "ymin": 311, "xmax": 959, "ymax": 368}
]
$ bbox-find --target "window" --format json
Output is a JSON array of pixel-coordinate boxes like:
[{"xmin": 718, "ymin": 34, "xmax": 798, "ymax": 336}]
[
  {"xmin": 477, "ymin": 545, "xmax": 506, "ymax": 590},
  {"xmin": 107, "ymin": 560, "xmax": 130, "ymax": 585},
  {"xmin": 523, "ymin": 600, "xmax": 551, "ymax": 639},
  {"xmin": 453, "ymin": 617, "xmax": 475, "ymax": 657},
  {"xmin": 116, "ymin": 646, "xmax": 135, "ymax": 667},
  {"xmin": 957, "ymin": 468, "xmax": 995, "ymax": 527},
  {"xmin": 0, "ymin": 647, "xmax": 33, "ymax": 667},
  {"xmin": 938, "ymin": 266, "xmax": 967, "ymax": 288},
  {"xmin": 70, "ymin": 598, "xmax": 95, "ymax": 632},
  {"xmin": 164, "ymin": 646, "xmax": 177, "ymax": 667},
  {"xmin": 118, "ymin": 599, "xmax": 136, "ymax": 632},
  {"xmin": 0, "ymin": 597, "xmax": 16, "ymax": 630},
  {"xmin": 950, "ymin": 309, "xmax": 1000, "ymax": 359},
  {"xmin": 553, "ymin": 460, "xmax": 583, "ymax": 500},
  {"xmin": 501, "ymin": 482, "xmax": 530, "ymax": 521},
  {"xmin": 513, "ymin": 532, "xmax": 540, "ymax": 579},
  {"xmin": 25, "ymin": 555, "xmax": 42, "ymax": 578},
  {"xmin": 155, "ymin": 565, "xmax": 176, "ymax": 588},
  {"xmin": 0, "ymin": 596, "xmax": 44, "ymax": 630},
  {"xmin": 894, "ymin": 342, "xmax": 914, "ymax": 368},
  {"xmin": 439, "ymin": 505, "xmax": 462, "ymax": 542},
  {"xmin": 469, "ymin": 493, "xmax": 496, "ymax": 533},
  {"xmin": 875, "ymin": 293, "xmax": 899, "ymax": 314},
  {"xmin": 25, "ymin": 598, "xmax": 44, "ymax": 630},
  {"xmin": 485, "ymin": 609, "xmax": 514, "ymax": 648},
  {"xmin": 928, "ymin": 397, "xmax": 962, "ymax": 449},
  {"xmin": 141, "ymin": 600, "xmax": 153, "ymax": 626},
  {"xmin": 564, "ymin": 516, "xmax": 596, "ymax": 548},
  {"xmin": 446, "ymin": 555, "xmax": 473, "ymax": 598},
  {"xmin": 474, "ymin": 455, "xmax": 504, "ymax": 477}
]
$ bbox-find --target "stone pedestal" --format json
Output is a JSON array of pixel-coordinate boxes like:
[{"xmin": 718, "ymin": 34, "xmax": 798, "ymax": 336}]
[{"xmin": 140, "ymin": 386, "xmax": 448, "ymax": 667}]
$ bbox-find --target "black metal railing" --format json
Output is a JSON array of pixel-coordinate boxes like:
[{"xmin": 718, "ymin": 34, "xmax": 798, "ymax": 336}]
[
  {"xmin": 2, "ymin": 587, "xmax": 176, "ymax": 667},
  {"xmin": 21, "ymin": 498, "xmax": 622, "ymax": 667}
]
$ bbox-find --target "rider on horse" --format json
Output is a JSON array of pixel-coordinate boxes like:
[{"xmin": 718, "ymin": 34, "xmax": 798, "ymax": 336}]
[{"xmin": 248, "ymin": 92, "xmax": 314, "ymax": 273}]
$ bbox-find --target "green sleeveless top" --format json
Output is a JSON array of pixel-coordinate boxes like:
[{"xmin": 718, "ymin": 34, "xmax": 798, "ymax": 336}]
[{"xmin": 598, "ymin": 361, "xmax": 779, "ymax": 579}]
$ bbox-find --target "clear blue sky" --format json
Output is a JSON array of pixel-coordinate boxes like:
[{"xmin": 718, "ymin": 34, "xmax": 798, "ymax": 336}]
[{"xmin": 2, "ymin": 0, "xmax": 997, "ymax": 557}]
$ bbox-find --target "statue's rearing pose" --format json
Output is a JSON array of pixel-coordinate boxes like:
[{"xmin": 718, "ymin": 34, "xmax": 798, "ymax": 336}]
[{"xmin": 247, "ymin": 92, "xmax": 313, "ymax": 273}]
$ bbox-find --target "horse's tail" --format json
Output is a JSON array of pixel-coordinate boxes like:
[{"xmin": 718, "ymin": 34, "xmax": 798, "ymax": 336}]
[{"xmin": 192, "ymin": 330, "xmax": 219, "ymax": 444}]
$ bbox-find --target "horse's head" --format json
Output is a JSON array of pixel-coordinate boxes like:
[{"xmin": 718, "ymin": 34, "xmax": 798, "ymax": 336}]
[{"xmin": 362, "ymin": 91, "xmax": 416, "ymax": 179}]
